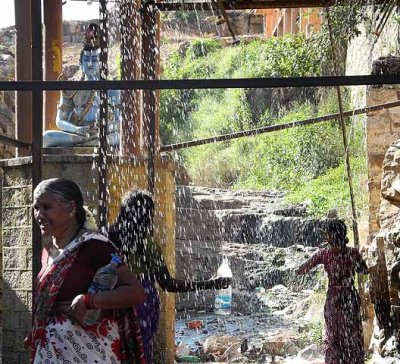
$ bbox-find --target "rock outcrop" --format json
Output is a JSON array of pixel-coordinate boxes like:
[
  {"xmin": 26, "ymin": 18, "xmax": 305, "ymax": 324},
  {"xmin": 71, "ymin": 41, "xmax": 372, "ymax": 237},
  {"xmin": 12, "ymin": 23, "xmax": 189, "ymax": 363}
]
[
  {"xmin": 175, "ymin": 186, "xmax": 328, "ymax": 311},
  {"xmin": 368, "ymin": 139, "xmax": 400, "ymax": 360}
]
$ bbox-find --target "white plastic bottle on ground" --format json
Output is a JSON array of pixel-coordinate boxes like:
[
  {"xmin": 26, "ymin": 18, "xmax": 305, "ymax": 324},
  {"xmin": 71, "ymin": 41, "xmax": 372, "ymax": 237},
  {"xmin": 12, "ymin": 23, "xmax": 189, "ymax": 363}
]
[
  {"xmin": 214, "ymin": 256, "xmax": 233, "ymax": 315},
  {"xmin": 85, "ymin": 253, "xmax": 122, "ymax": 325}
]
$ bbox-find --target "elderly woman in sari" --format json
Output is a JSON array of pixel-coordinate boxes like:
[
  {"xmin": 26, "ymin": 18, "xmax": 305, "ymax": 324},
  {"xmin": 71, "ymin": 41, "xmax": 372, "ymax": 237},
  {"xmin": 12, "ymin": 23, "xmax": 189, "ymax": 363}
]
[
  {"xmin": 108, "ymin": 189, "xmax": 231, "ymax": 364},
  {"xmin": 296, "ymin": 219, "xmax": 369, "ymax": 364},
  {"xmin": 25, "ymin": 178, "xmax": 146, "ymax": 363}
]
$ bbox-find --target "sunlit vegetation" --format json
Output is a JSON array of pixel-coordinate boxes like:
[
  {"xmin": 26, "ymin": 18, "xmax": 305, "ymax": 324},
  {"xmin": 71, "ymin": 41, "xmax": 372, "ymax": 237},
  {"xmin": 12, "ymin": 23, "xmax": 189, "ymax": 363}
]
[{"xmin": 160, "ymin": 30, "xmax": 368, "ymax": 221}]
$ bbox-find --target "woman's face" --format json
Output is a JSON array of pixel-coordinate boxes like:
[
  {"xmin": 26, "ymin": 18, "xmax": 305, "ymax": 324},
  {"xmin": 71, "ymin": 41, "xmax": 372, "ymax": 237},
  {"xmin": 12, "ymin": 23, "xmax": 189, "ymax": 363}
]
[{"xmin": 33, "ymin": 192, "xmax": 76, "ymax": 237}]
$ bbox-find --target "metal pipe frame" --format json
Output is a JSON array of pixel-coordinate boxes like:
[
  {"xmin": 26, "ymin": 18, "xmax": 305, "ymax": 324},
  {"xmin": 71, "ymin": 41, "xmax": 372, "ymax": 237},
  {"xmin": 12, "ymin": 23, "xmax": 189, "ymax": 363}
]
[
  {"xmin": 160, "ymin": 99, "xmax": 400, "ymax": 151},
  {"xmin": 70, "ymin": 0, "xmax": 388, "ymax": 11},
  {"xmin": 1, "ymin": 74, "xmax": 400, "ymax": 91}
]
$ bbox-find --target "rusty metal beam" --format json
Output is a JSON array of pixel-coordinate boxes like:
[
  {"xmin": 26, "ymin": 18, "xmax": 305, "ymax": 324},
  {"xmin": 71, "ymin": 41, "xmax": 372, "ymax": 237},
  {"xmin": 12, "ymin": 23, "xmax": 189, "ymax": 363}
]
[
  {"xmin": 14, "ymin": 0, "xmax": 32, "ymax": 157},
  {"xmin": 70, "ymin": 0, "xmax": 387, "ymax": 10},
  {"xmin": 155, "ymin": 0, "xmax": 387, "ymax": 11},
  {"xmin": 0, "ymin": 134, "xmax": 31, "ymax": 149},
  {"xmin": 44, "ymin": 0, "xmax": 63, "ymax": 130}
]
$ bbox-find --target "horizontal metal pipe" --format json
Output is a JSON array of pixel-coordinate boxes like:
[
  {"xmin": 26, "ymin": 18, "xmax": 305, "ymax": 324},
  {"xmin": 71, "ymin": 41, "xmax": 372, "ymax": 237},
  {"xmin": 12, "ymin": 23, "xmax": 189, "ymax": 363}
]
[
  {"xmin": 155, "ymin": 0, "xmax": 387, "ymax": 11},
  {"xmin": 0, "ymin": 74, "xmax": 400, "ymax": 91},
  {"xmin": 161, "ymin": 99, "xmax": 400, "ymax": 151},
  {"xmin": 71, "ymin": 0, "xmax": 386, "ymax": 5}
]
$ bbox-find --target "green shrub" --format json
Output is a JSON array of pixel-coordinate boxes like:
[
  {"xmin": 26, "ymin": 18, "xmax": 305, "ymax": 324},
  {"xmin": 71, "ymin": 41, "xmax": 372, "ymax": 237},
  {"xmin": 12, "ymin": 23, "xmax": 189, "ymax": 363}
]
[{"xmin": 160, "ymin": 31, "xmax": 368, "ymax": 219}]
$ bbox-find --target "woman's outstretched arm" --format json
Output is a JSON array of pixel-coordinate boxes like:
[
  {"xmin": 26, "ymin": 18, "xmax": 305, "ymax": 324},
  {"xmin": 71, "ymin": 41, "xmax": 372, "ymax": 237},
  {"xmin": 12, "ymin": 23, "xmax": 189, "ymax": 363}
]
[
  {"xmin": 145, "ymin": 239, "xmax": 231, "ymax": 292},
  {"xmin": 296, "ymin": 250, "xmax": 323, "ymax": 275},
  {"xmin": 154, "ymin": 264, "xmax": 231, "ymax": 293}
]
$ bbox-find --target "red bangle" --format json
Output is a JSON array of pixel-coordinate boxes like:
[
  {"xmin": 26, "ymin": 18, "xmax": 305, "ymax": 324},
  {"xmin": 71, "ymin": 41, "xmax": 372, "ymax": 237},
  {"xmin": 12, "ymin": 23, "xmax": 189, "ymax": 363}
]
[{"xmin": 82, "ymin": 293, "xmax": 96, "ymax": 309}]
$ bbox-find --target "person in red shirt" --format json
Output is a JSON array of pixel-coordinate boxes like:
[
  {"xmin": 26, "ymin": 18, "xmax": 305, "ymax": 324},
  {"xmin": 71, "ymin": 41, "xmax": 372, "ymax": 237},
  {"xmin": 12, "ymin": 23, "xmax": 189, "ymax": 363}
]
[{"xmin": 297, "ymin": 219, "xmax": 369, "ymax": 364}]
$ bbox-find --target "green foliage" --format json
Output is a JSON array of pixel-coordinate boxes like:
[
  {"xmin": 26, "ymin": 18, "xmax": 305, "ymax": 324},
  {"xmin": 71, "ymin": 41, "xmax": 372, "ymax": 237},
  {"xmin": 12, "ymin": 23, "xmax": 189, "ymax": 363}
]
[
  {"xmin": 160, "ymin": 34, "xmax": 321, "ymax": 144},
  {"xmin": 229, "ymin": 35, "xmax": 321, "ymax": 78},
  {"xmin": 231, "ymin": 95, "xmax": 349, "ymax": 190},
  {"xmin": 304, "ymin": 320, "xmax": 324, "ymax": 347},
  {"xmin": 160, "ymin": 28, "xmax": 369, "ymax": 218},
  {"xmin": 310, "ymin": 5, "xmax": 369, "ymax": 71},
  {"xmin": 287, "ymin": 157, "xmax": 366, "ymax": 218},
  {"xmin": 186, "ymin": 39, "xmax": 222, "ymax": 60},
  {"xmin": 164, "ymin": 10, "xmax": 199, "ymax": 23}
]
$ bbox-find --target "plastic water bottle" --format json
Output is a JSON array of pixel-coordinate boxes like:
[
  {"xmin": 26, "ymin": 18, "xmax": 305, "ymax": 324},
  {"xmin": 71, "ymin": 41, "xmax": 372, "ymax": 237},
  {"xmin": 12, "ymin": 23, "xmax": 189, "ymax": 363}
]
[
  {"xmin": 85, "ymin": 253, "xmax": 122, "ymax": 325},
  {"xmin": 214, "ymin": 256, "xmax": 233, "ymax": 315}
]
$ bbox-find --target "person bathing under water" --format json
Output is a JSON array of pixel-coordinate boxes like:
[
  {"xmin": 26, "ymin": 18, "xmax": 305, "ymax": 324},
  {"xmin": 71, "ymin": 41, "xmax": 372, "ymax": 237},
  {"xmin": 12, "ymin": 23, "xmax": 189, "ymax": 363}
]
[
  {"xmin": 108, "ymin": 189, "xmax": 231, "ymax": 363},
  {"xmin": 296, "ymin": 219, "xmax": 369, "ymax": 364}
]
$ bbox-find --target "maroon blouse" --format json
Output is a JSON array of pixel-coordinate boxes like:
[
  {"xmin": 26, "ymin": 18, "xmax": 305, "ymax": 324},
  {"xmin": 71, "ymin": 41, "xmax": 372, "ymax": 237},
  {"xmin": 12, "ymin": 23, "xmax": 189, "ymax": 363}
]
[
  {"xmin": 41, "ymin": 239, "xmax": 120, "ymax": 302},
  {"xmin": 298, "ymin": 246, "xmax": 368, "ymax": 288}
]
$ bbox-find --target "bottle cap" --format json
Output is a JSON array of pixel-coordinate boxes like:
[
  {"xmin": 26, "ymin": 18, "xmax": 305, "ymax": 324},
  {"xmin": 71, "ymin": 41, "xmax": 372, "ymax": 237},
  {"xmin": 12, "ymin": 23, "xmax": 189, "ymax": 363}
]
[{"xmin": 111, "ymin": 253, "xmax": 122, "ymax": 264}]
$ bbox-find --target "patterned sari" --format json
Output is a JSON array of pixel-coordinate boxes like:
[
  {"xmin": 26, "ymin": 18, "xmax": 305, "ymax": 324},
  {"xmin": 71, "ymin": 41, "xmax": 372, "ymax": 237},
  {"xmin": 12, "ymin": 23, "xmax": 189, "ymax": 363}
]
[
  {"xmin": 30, "ymin": 231, "xmax": 146, "ymax": 364},
  {"xmin": 298, "ymin": 247, "xmax": 368, "ymax": 364}
]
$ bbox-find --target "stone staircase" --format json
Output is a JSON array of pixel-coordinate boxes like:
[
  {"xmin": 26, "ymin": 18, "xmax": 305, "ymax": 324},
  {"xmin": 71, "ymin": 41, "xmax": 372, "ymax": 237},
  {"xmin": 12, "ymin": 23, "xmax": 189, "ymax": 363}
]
[{"xmin": 174, "ymin": 186, "xmax": 323, "ymax": 311}]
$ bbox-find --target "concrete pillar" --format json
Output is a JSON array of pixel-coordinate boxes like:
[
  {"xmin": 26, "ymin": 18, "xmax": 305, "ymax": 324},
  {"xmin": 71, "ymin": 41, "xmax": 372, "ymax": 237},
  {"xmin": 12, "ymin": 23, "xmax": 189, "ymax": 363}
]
[
  {"xmin": 14, "ymin": 0, "xmax": 32, "ymax": 157},
  {"xmin": 153, "ymin": 155, "xmax": 176, "ymax": 364},
  {"xmin": 141, "ymin": 8, "xmax": 174, "ymax": 362},
  {"xmin": 120, "ymin": 0, "xmax": 142, "ymax": 157},
  {"xmin": 366, "ymin": 87, "xmax": 400, "ymax": 235},
  {"xmin": 43, "ymin": 0, "xmax": 63, "ymax": 131}
]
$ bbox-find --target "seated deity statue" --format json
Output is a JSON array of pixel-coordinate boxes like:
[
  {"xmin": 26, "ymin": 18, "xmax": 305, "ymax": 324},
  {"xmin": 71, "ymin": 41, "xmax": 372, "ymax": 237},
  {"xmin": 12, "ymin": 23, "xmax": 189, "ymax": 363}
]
[{"xmin": 43, "ymin": 45, "xmax": 120, "ymax": 148}]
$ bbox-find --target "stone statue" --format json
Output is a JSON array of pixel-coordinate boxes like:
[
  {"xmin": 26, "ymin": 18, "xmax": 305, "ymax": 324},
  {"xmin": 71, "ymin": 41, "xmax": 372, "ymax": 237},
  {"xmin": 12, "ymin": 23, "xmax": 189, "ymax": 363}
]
[{"xmin": 43, "ymin": 45, "xmax": 120, "ymax": 147}]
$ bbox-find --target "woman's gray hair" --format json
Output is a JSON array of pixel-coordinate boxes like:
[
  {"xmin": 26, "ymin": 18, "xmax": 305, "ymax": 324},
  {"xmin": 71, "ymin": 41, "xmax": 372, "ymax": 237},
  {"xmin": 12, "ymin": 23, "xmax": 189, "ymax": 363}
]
[{"xmin": 33, "ymin": 178, "xmax": 87, "ymax": 227}]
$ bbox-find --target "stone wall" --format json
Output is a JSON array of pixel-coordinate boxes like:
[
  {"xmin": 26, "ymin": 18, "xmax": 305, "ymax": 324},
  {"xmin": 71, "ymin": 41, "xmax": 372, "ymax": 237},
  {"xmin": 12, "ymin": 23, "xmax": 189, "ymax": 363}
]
[
  {"xmin": 346, "ymin": 7, "xmax": 399, "ymax": 120},
  {"xmin": 0, "ymin": 151, "xmax": 177, "ymax": 364},
  {"xmin": 365, "ymin": 58, "xmax": 400, "ymax": 358},
  {"xmin": 366, "ymin": 83, "xmax": 400, "ymax": 236},
  {"xmin": 1, "ymin": 160, "xmax": 32, "ymax": 364}
]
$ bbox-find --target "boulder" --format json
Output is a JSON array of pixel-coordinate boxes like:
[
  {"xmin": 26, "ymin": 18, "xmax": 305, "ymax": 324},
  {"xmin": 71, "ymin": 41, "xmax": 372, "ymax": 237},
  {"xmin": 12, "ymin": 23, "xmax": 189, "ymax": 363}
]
[
  {"xmin": 261, "ymin": 330, "xmax": 301, "ymax": 357},
  {"xmin": 203, "ymin": 334, "xmax": 241, "ymax": 356}
]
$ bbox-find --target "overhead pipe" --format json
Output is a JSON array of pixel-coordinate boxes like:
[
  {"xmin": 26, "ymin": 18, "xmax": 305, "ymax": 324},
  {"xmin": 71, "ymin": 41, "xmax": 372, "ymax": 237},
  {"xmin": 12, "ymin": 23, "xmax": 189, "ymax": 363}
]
[
  {"xmin": 154, "ymin": 0, "xmax": 388, "ymax": 11},
  {"xmin": 2, "ymin": 74, "xmax": 400, "ymax": 91},
  {"xmin": 160, "ymin": 100, "xmax": 400, "ymax": 151}
]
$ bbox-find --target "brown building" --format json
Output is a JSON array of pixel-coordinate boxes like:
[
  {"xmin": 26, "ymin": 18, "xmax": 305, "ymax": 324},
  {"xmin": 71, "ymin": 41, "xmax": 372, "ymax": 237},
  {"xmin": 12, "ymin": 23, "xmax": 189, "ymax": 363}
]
[{"xmin": 256, "ymin": 8, "xmax": 321, "ymax": 37}]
